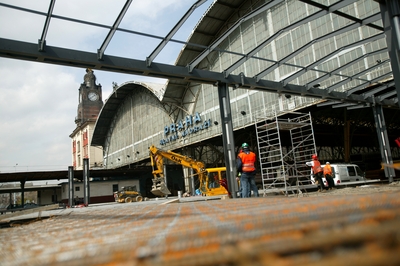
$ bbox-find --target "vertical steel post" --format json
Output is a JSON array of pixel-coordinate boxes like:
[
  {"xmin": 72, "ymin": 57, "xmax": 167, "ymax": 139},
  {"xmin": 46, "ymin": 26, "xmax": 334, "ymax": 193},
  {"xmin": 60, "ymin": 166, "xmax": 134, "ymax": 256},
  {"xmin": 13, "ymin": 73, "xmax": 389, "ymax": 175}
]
[
  {"xmin": 377, "ymin": 0, "xmax": 400, "ymax": 108},
  {"xmin": 163, "ymin": 164, "xmax": 168, "ymax": 198},
  {"xmin": 372, "ymin": 105, "xmax": 395, "ymax": 182},
  {"xmin": 190, "ymin": 168, "xmax": 195, "ymax": 195},
  {"xmin": 217, "ymin": 83, "xmax": 238, "ymax": 198},
  {"xmin": 83, "ymin": 158, "xmax": 90, "ymax": 206},
  {"xmin": 68, "ymin": 166, "xmax": 74, "ymax": 207},
  {"xmin": 20, "ymin": 181, "xmax": 25, "ymax": 207}
]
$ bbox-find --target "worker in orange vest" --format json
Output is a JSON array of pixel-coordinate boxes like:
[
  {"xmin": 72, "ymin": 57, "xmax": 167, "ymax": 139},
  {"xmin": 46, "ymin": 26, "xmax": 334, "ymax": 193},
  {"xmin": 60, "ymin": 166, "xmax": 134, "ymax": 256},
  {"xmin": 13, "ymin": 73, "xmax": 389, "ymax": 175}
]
[
  {"xmin": 306, "ymin": 154, "xmax": 327, "ymax": 192},
  {"xmin": 237, "ymin": 143, "xmax": 259, "ymax": 198},
  {"xmin": 324, "ymin": 162, "xmax": 335, "ymax": 190}
]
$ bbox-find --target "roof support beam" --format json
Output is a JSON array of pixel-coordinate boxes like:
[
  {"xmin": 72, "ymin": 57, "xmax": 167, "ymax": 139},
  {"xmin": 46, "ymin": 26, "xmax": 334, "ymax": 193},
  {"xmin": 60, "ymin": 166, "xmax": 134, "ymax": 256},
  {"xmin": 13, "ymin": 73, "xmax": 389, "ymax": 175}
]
[
  {"xmin": 38, "ymin": 0, "xmax": 56, "ymax": 51},
  {"xmin": 0, "ymin": 37, "xmax": 397, "ymax": 108},
  {"xmin": 257, "ymin": 13, "xmax": 381, "ymax": 81},
  {"xmin": 304, "ymin": 48, "xmax": 387, "ymax": 90},
  {"xmin": 97, "ymin": 0, "xmax": 133, "ymax": 60},
  {"xmin": 363, "ymin": 81, "xmax": 395, "ymax": 98},
  {"xmin": 300, "ymin": 0, "xmax": 383, "ymax": 31},
  {"xmin": 377, "ymin": 83, "xmax": 397, "ymax": 100},
  {"xmin": 187, "ymin": 0, "xmax": 284, "ymax": 73},
  {"xmin": 226, "ymin": 1, "xmax": 352, "ymax": 79},
  {"xmin": 146, "ymin": 0, "xmax": 207, "ymax": 67},
  {"xmin": 376, "ymin": 0, "xmax": 400, "ymax": 108},
  {"xmin": 285, "ymin": 33, "xmax": 386, "ymax": 86},
  {"xmin": 326, "ymin": 59, "xmax": 391, "ymax": 92}
]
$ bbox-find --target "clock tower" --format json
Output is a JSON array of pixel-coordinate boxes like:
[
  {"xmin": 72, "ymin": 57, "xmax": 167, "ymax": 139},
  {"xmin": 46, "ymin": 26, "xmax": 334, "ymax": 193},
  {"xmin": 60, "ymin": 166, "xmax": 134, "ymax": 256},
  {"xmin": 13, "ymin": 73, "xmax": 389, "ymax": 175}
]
[
  {"xmin": 70, "ymin": 69, "xmax": 104, "ymax": 170},
  {"xmin": 75, "ymin": 68, "xmax": 103, "ymax": 125}
]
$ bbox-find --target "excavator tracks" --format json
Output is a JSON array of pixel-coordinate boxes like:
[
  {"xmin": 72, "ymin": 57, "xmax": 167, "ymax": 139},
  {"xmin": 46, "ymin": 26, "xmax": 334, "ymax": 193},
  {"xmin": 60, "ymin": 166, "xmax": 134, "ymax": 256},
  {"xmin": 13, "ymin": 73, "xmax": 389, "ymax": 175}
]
[{"xmin": 1, "ymin": 185, "xmax": 400, "ymax": 266}]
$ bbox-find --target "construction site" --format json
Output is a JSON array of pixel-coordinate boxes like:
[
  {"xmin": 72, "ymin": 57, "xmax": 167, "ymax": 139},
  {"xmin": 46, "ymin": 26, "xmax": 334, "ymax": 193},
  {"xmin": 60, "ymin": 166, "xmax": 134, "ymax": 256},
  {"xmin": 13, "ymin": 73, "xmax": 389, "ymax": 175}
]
[
  {"xmin": 1, "ymin": 183, "xmax": 400, "ymax": 266},
  {"xmin": 1, "ymin": 0, "xmax": 400, "ymax": 265}
]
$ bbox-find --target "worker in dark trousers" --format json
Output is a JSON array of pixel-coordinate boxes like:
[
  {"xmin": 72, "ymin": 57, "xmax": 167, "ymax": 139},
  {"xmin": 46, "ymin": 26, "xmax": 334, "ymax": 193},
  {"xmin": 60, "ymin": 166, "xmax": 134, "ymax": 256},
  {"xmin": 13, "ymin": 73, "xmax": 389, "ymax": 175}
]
[
  {"xmin": 307, "ymin": 154, "xmax": 327, "ymax": 192},
  {"xmin": 324, "ymin": 162, "xmax": 335, "ymax": 190},
  {"xmin": 237, "ymin": 143, "xmax": 259, "ymax": 198}
]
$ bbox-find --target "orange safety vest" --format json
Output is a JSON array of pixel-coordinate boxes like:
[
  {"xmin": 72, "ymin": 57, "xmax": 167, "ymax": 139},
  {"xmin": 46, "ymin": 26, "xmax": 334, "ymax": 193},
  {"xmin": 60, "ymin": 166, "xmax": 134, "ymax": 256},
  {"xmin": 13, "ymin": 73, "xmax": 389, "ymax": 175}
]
[
  {"xmin": 238, "ymin": 151, "xmax": 256, "ymax": 172},
  {"xmin": 312, "ymin": 160, "xmax": 323, "ymax": 174},
  {"xmin": 323, "ymin": 164, "xmax": 332, "ymax": 176}
]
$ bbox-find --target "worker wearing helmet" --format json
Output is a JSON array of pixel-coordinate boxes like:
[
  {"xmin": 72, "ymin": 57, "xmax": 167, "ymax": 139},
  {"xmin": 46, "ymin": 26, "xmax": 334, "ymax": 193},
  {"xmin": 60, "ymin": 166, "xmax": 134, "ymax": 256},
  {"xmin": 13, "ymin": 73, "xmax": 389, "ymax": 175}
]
[
  {"xmin": 324, "ymin": 162, "xmax": 335, "ymax": 190},
  {"xmin": 306, "ymin": 154, "xmax": 326, "ymax": 192},
  {"xmin": 237, "ymin": 143, "xmax": 259, "ymax": 198}
]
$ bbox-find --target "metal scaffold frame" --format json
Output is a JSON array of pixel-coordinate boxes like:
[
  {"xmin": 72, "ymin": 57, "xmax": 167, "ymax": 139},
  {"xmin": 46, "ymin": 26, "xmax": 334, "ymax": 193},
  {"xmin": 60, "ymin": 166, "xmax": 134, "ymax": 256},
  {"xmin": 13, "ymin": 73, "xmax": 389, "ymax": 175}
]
[{"xmin": 255, "ymin": 112, "xmax": 316, "ymax": 196}]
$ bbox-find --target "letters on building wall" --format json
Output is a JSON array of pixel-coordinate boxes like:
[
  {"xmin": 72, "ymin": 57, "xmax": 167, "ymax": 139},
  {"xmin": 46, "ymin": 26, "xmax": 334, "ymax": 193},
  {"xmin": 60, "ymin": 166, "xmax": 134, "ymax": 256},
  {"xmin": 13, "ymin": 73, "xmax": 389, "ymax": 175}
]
[{"xmin": 160, "ymin": 112, "xmax": 212, "ymax": 145}]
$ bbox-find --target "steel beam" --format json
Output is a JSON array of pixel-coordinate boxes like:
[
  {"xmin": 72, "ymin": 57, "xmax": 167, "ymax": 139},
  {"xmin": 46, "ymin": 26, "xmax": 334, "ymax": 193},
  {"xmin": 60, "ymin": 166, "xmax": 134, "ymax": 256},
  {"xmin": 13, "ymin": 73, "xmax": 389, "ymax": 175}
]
[
  {"xmin": 257, "ymin": 13, "xmax": 381, "ymax": 81},
  {"xmin": 83, "ymin": 158, "xmax": 90, "ymax": 206},
  {"xmin": 287, "ymin": 33, "xmax": 386, "ymax": 86},
  {"xmin": 326, "ymin": 60, "xmax": 392, "ymax": 92},
  {"xmin": 376, "ymin": 0, "xmax": 400, "ymax": 108},
  {"xmin": 227, "ymin": 0, "xmax": 355, "ymax": 78},
  {"xmin": 97, "ymin": 0, "xmax": 133, "ymax": 60},
  {"xmin": 147, "ymin": 0, "xmax": 207, "ymax": 67},
  {"xmin": 187, "ymin": 0, "xmax": 284, "ymax": 73},
  {"xmin": 303, "ymin": 48, "xmax": 387, "ymax": 89},
  {"xmin": 0, "ymin": 38, "xmax": 398, "ymax": 108},
  {"xmin": 68, "ymin": 166, "xmax": 74, "ymax": 207},
  {"xmin": 38, "ymin": 0, "xmax": 56, "ymax": 51},
  {"xmin": 217, "ymin": 83, "xmax": 238, "ymax": 198},
  {"xmin": 372, "ymin": 105, "xmax": 395, "ymax": 182}
]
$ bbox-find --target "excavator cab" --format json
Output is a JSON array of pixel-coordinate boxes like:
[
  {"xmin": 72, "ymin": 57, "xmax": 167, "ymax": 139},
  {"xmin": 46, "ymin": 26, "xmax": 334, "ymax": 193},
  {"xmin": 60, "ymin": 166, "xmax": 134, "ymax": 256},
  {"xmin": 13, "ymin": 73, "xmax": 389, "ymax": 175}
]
[{"xmin": 205, "ymin": 167, "xmax": 229, "ymax": 196}]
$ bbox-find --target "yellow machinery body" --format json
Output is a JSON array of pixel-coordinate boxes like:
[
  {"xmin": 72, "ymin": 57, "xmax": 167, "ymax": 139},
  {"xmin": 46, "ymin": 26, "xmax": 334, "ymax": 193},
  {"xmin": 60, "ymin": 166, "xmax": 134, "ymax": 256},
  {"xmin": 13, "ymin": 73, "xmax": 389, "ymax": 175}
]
[
  {"xmin": 114, "ymin": 186, "xmax": 143, "ymax": 203},
  {"xmin": 149, "ymin": 145, "xmax": 229, "ymax": 197}
]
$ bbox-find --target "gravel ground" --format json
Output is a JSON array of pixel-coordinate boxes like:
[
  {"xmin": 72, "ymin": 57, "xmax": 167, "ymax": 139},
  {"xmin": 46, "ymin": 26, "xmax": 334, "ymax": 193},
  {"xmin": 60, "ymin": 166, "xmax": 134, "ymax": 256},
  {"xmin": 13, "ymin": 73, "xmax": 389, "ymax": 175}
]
[{"xmin": 305, "ymin": 181, "xmax": 400, "ymax": 197}]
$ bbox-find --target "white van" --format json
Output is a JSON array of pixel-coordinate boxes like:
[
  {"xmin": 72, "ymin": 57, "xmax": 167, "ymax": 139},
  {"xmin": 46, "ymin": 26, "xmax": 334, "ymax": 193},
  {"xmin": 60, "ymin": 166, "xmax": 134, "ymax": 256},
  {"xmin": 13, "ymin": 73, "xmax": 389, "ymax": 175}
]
[{"xmin": 311, "ymin": 163, "xmax": 366, "ymax": 187}]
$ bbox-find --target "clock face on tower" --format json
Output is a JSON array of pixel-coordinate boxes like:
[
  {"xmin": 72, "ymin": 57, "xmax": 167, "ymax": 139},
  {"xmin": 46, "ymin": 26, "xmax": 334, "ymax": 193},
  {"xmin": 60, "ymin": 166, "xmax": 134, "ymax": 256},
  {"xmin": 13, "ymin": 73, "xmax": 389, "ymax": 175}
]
[{"xmin": 88, "ymin": 92, "xmax": 99, "ymax": 101}]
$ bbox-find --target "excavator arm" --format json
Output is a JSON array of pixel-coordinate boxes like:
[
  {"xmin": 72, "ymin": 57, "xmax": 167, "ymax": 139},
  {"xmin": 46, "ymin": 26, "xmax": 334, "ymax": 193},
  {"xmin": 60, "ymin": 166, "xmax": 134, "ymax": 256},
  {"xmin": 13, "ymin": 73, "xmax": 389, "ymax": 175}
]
[{"xmin": 149, "ymin": 145, "xmax": 229, "ymax": 197}]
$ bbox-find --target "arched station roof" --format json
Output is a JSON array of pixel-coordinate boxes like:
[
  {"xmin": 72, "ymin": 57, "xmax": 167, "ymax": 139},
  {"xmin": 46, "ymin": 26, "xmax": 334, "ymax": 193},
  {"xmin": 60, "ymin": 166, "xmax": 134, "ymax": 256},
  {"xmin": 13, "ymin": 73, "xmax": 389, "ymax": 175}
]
[
  {"xmin": 165, "ymin": 0, "xmax": 399, "ymax": 121},
  {"xmin": 91, "ymin": 81, "xmax": 165, "ymax": 146}
]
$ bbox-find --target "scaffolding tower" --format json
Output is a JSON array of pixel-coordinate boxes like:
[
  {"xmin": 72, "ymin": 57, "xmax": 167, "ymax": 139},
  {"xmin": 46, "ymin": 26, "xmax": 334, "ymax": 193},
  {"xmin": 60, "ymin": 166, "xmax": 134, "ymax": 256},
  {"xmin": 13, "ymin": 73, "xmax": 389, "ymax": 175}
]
[{"xmin": 255, "ymin": 112, "xmax": 316, "ymax": 196}]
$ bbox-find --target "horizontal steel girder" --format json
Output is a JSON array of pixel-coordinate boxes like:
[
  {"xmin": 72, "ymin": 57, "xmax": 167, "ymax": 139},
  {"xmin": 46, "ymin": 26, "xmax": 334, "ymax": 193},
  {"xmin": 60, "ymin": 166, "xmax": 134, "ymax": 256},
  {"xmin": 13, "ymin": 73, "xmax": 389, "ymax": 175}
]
[{"xmin": 0, "ymin": 37, "xmax": 397, "ymax": 108}]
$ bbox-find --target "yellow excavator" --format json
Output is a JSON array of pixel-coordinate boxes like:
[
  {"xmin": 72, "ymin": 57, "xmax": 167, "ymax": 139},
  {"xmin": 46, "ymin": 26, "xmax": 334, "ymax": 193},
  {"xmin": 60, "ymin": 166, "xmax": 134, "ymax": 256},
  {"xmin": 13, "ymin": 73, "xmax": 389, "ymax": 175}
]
[{"xmin": 149, "ymin": 145, "xmax": 230, "ymax": 197}]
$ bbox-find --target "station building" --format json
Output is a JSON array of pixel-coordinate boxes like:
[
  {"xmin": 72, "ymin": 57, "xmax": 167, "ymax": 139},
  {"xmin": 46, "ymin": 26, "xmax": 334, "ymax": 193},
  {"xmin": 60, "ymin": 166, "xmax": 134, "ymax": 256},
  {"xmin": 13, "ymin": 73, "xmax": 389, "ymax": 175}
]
[{"xmin": 87, "ymin": 0, "xmax": 399, "ymax": 197}]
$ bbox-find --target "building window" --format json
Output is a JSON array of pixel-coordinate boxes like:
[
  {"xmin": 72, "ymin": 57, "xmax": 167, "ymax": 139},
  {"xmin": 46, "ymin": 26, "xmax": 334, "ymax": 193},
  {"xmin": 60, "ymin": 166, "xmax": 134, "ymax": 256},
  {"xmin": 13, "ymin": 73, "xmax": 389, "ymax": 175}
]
[
  {"xmin": 75, "ymin": 186, "xmax": 80, "ymax": 192},
  {"xmin": 113, "ymin": 184, "xmax": 118, "ymax": 193}
]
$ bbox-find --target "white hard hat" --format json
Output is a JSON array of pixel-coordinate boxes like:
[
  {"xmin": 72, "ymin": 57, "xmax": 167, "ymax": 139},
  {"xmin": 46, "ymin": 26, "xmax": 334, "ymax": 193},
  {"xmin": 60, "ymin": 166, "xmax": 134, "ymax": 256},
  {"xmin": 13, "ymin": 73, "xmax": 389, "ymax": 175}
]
[{"xmin": 326, "ymin": 162, "xmax": 330, "ymax": 164}]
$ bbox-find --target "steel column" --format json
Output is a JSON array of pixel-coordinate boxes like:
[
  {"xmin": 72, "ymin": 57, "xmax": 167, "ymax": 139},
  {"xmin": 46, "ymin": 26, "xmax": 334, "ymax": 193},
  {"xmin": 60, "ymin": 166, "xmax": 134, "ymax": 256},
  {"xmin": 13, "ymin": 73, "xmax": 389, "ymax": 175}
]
[
  {"xmin": 68, "ymin": 166, "xmax": 74, "ymax": 207},
  {"xmin": 372, "ymin": 105, "xmax": 395, "ymax": 182},
  {"xmin": 83, "ymin": 158, "xmax": 90, "ymax": 206},
  {"xmin": 217, "ymin": 83, "xmax": 238, "ymax": 198},
  {"xmin": 377, "ymin": 0, "xmax": 400, "ymax": 108},
  {"xmin": 163, "ymin": 164, "xmax": 168, "ymax": 199},
  {"xmin": 20, "ymin": 180, "xmax": 25, "ymax": 207}
]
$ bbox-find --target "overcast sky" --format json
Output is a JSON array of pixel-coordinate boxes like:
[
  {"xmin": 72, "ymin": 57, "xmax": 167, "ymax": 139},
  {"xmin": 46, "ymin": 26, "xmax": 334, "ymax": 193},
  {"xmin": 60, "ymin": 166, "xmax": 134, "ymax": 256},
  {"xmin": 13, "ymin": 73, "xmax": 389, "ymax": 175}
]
[{"xmin": 0, "ymin": 0, "xmax": 212, "ymax": 173}]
